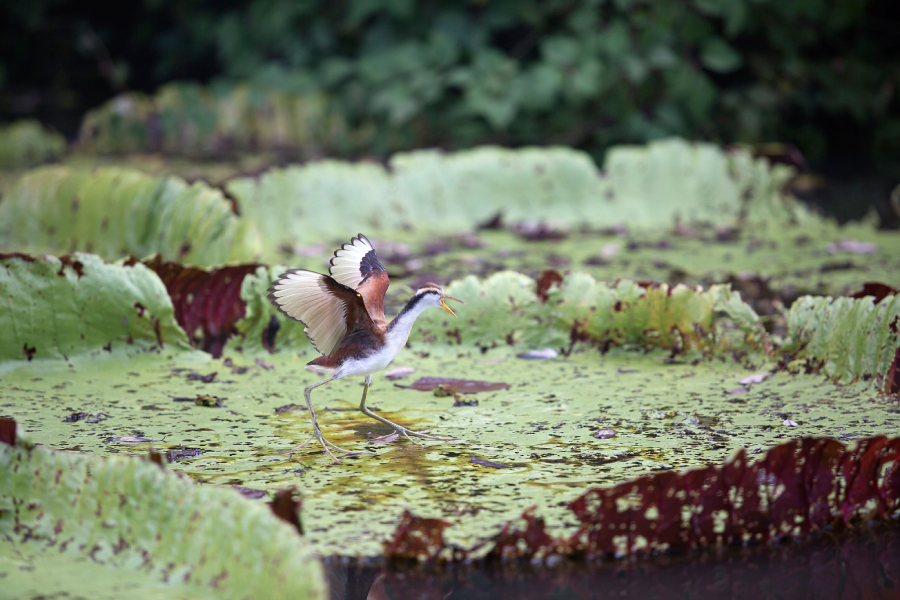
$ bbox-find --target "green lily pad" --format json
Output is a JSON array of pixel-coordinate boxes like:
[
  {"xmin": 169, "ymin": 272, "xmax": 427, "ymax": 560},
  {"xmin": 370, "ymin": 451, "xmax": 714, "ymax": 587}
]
[
  {"xmin": 783, "ymin": 293, "xmax": 900, "ymax": 392},
  {"xmin": 0, "ymin": 166, "xmax": 261, "ymax": 266},
  {"xmin": 1, "ymin": 349, "xmax": 897, "ymax": 559},
  {"xmin": 0, "ymin": 428, "xmax": 326, "ymax": 599},
  {"xmin": 226, "ymin": 139, "xmax": 805, "ymax": 259},
  {"xmin": 0, "ymin": 120, "xmax": 66, "ymax": 168},
  {"xmin": 411, "ymin": 271, "xmax": 764, "ymax": 353},
  {"xmin": 0, "ymin": 253, "xmax": 194, "ymax": 372},
  {"xmin": 78, "ymin": 84, "xmax": 347, "ymax": 158}
]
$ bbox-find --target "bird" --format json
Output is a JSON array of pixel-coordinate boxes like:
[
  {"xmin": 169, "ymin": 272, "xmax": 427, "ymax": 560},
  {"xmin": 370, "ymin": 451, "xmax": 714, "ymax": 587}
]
[{"xmin": 267, "ymin": 234, "xmax": 463, "ymax": 462}]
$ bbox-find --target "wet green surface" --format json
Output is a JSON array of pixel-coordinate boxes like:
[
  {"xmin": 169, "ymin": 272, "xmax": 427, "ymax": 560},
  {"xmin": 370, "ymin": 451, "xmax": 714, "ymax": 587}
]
[
  {"xmin": 0, "ymin": 544, "xmax": 213, "ymax": 600},
  {"xmin": 1, "ymin": 425, "xmax": 326, "ymax": 599},
  {"xmin": 3, "ymin": 349, "xmax": 897, "ymax": 558}
]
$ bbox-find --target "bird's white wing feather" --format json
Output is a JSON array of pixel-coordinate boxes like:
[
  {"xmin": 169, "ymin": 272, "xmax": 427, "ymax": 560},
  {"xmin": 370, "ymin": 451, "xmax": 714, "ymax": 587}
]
[
  {"xmin": 268, "ymin": 270, "xmax": 348, "ymax": 356},
  {"xmin": 329, "ymin": 234, "xmax": 383, "ymax": 290}
]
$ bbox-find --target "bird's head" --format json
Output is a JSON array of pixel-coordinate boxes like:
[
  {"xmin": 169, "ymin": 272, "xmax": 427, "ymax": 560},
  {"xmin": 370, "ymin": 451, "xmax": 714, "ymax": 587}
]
[{"xmin": 415, "ymin": 283, "xmax": 463, "ymax": 317}]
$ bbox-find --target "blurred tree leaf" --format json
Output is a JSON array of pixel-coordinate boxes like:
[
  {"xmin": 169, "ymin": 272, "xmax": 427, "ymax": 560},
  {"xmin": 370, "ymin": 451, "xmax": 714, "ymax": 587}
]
[{"xmin": 700, "ymin": 38, "xmax": 743, "ymax": 73}]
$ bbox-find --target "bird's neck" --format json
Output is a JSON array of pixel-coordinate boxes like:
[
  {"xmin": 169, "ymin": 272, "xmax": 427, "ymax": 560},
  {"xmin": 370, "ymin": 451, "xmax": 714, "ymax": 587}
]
[{"xmin": 387, "ymin": 293, "xmax": 430, "ymax": 341}]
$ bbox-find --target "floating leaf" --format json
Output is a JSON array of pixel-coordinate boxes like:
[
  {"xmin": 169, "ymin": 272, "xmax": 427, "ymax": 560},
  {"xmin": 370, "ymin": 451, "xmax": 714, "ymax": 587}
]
[
  {"xmin": 0, "ymin": 425, "xmax": 326, "ymax": 598},
  {"xmin": 390, "ymin": 435, "xmax": 900, "ymax": 561},
  {"xmin": 783, "ymin": 294, "xmax": 900, "ymax": 390},
  {"xmin": 0, "ymin": 120, "xmax": 65, "ymax": 168},
  {"xmin": 0, "ymin": 166, "xmax": 261, "ymax": 266},
  {"xmin": 227, "ymin": 141, "xmax": 805, "ymax": 255},
  {"xmin": 0, "ymin": 253, "xmax": 192, "ymax": 369}
]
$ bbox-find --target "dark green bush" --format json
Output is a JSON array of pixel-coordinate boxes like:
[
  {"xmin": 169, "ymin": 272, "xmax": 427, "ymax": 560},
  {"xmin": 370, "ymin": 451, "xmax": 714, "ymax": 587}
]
[{"xmin": 2, "ymin": 0, "xmax": 898, "ymax": 162}]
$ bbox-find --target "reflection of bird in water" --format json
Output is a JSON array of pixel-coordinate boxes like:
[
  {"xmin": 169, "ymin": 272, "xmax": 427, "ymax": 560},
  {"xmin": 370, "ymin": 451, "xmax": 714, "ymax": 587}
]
[{"xmin": 268, "ymin": 234, "xmax": 462, "ymax": 462}]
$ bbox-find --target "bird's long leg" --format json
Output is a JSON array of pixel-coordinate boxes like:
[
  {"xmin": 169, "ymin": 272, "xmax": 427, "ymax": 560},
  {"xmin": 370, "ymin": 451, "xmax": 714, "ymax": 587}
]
[
  {"xmin": 284, "ymin": 376, "xmax": 372, "ymax": 462},
  {"xmin": 358, "ymin": 375, "xmax": 458, "ymax": 443}
]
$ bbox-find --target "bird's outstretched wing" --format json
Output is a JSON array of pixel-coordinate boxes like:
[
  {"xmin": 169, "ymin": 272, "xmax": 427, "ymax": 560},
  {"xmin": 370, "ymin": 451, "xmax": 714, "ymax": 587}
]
[
  {"xmin": 267, "ymin": 270, "xmax": 373, "ymax": 356},
  {"xmin": 329, "ymin": 233, "xmax": 389, "ymax": 325}
]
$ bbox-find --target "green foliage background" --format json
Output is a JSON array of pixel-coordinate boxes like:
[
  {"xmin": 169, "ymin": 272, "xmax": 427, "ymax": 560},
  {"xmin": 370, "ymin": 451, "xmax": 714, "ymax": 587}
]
[{"xmin": 1, "ymin": 0, "xmax": 899, "ymax": 166}]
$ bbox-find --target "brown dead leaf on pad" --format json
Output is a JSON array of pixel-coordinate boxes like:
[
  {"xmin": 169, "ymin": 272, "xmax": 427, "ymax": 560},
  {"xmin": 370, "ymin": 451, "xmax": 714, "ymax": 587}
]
[
  {"xmin": 536, "ymin": 270, "xmax": 563, "ymax": 302},
  {"xmin": 269, "ymin": 487, "xmax": 303, "ymax": 535},
  {"xmin": 396, "ymin": 378, "xmax": 511, "ymax": 394},
  {"xmin": 384, "ymin": 510, "xmax": 451, "ymax": 561},
  {"xmin": 0, "ymin": 417, "xmax": 16, "ymax": 446},
  {"xmin": 849, "ymin": 282, "xmax": 899, "ymax": 303}
]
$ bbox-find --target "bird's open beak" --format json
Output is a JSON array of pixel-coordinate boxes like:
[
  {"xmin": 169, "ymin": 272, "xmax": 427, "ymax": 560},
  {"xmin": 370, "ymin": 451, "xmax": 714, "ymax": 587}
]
[{"xmin": 440, "ymin": 295, "xmax": 463, "ymax": 317}]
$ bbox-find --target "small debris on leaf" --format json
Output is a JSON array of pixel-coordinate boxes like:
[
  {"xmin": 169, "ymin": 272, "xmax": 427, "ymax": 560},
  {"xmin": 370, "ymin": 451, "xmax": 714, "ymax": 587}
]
[
  {"xmin": 370, "ymin": 432, "xmax": 400, "ymax": 444},
  {"xmin": 593, "ymin": 429, "xmax": 616, "ymax": 439},
  {"xmin": 166, "ymin": 447, "xmax": 203, "ymax": 462},
  {"xmin": 384, "ymin": 366, "xmax": 415, "ymax": 380},
  {"xmin": 599, "ymin": 242, "xmax": 620, "ymax": 259},
  {"xmin": 476, "ymin": 357, "xmax": 507, "ymax": 364},
  {"xmin": 726, "ymin": 387, "xmax": 750, "ymax": 395},
  {"xmin": 255, "ymin": 359, "xmax": 274, "ymax": 370},
  {"xmin": 517, "ymin": 348, "xmax": 559, "ymax": 360},
  {"xmin": 681, "ymin": 412, "xmax": 701, "ymax": 426},
  {"xmin": 471, "ymin": 456, "xmax": 514, "ymax": 469},
  {"xmin": 453, "ymin": 395, "xmax": 479, "ymax": 407},
  {"xmin": 107, "ymin": 437, "xmax": 159, "ymax": 443},
  {"xmin": 275, "ymin": 403, "xmax": 301, "ymax": 414},
  {"xmin": 510, "ymin": 221, "xmax": 568, "ymax": 241},
  {"xmin": 63, "ymin": 411, "xmax": 110, "ymax": 423},
  {"xmin": 433, "ymin": 383, "xmax": 456, "ymax": 397},
  {"xmin": 477, "ymin": 212, "xmax": 503, "ymax": 230},
  {"xmin": 783, "ymin": 419, "xmax": 799, "ymax": 427},
  {"xmin": 232, "ymin": 486, "xmax": 267, "ymax": 499},
  {"xmin": 739, "ymin": 373, "xmax": 771, "ymax": 385},
  {"xmin": 397, "ymin": 378, "xmax": 511, "ymax": 394},
  {"xmin": 194, "ymin": 395, "xmax": 223, "ymax": 407},
  {"xmin": 187, "ymin": 371, "xmax": 217, "ymax": 383},
  {"xmin": 63, "ymin": 412, "xmax": 90, "ymax": 423},
  {"xmin": 827, "ymin": 240, "xmax": 877, "ymax": 254}
]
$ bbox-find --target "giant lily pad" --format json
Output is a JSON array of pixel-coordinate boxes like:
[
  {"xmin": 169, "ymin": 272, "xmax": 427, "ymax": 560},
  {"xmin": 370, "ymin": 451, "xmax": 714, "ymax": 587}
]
[
  {"xmin": 0, "ymin": 253, "xmax": 194, "ymax": 371},
  {"xmin": 0, "ymin": 424, "xmax": 326, "ymax": 599},
  {"xmin": 226, "ymin": 140, "xmax": 805, "ymax": 258},
  {"xmin": 0, "ymin": 120, "xmax": 66, "ymax": 168},
  {"xmin": 78, "ymin": 84, "xmax": 348, "ymax": 158},
  {"xmin": 0, "ymin": 166, "xmax": 261, "ymax": 266},
  {"xmin": 1, "ymin": 349, "xmax": 898, "ymax": 559},
  {"xmin": 783, "ymin": 293, "xmax": 900, "ymax": 392},
  {"xmin": 1, "ymin": 135, "xmax": 899, "ymax": 578}
]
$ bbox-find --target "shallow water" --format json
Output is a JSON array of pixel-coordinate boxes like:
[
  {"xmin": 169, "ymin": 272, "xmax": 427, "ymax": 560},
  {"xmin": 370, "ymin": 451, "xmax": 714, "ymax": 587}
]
[{"xmin": 326, "ymin": 525, "xmax": 900, "ymax": 600}]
